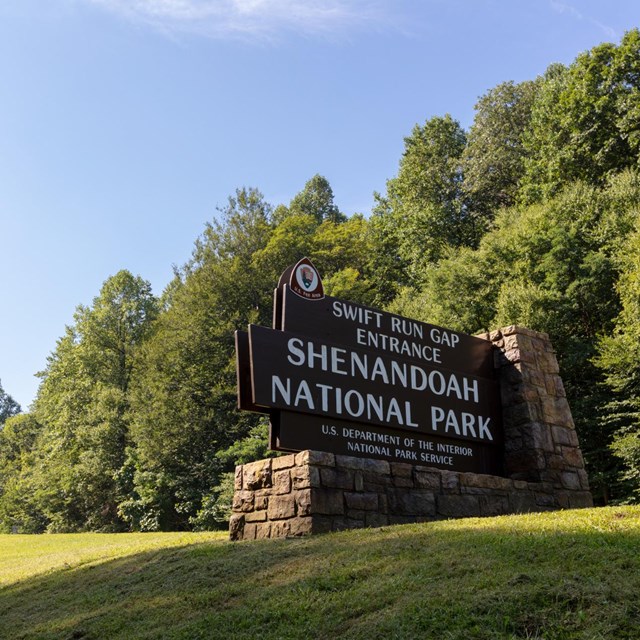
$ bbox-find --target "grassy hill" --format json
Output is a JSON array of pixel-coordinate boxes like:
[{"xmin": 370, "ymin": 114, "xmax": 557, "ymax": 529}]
[{"xmin": 1, "ymin": 507, "xmax": 639, "ymax": 639}]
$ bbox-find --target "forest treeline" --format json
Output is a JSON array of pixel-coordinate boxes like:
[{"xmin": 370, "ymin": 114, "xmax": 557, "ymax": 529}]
[{"xmin": 2, "ymin": 31, "xmax": 640, "ymax": 532}]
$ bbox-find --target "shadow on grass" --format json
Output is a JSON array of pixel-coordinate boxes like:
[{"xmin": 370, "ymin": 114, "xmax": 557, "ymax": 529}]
[{"xmin": 1, "ymin": 512, "xmax": 640, "ymax": 640}]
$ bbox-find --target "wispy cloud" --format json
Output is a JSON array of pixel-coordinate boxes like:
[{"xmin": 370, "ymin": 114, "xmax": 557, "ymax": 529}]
[
  {"xmin": 550, "ymin": 1, "xmax": 617, "ymax": 40},
  {"xmin": 83, "ymin": 0, "xmax": 396, "ymax": 41}
]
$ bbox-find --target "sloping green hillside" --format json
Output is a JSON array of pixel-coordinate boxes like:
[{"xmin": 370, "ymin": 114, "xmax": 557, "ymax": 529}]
[{"xmin": 1, "ymin": 507, "xmax": 639, "ymax": 639}]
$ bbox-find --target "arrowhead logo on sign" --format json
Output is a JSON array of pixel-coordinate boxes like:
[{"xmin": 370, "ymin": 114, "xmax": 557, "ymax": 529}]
[{"xmin": 289, "ymin": 257, "xmax": 324, "ymax": 300}]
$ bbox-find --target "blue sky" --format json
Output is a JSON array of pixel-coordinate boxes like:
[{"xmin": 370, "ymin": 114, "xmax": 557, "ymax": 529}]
[{"xmin": 1, "ymin": 0, "xmax": 639, "ymax": 409}]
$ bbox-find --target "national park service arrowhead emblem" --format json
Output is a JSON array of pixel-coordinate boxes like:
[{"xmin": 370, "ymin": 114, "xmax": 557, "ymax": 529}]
[{"xmin": 289, "ymin": 257, "xmax": 324, "ymax": 300}]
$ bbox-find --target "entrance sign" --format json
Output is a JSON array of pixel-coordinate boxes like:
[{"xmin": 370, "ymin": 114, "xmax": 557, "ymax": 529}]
[
  {"xmin": 279, "ymin": 287, "xmax": 494, "ymax": 378},
  {"xmin": 273, "ymin": 412, "xmax": 501, "ymax": 473},
  {"xmin": 236, "ymin": 259, "xmax": 503, "ymax": 475}
]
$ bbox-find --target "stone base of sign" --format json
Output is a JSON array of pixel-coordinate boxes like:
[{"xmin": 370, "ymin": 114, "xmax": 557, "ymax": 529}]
[{"xmin": 230, "ymin": 325, "xmax": 593, "ymax": 541}]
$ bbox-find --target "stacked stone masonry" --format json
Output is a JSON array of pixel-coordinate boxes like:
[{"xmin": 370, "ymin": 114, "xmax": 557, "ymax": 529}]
[{"xmin": 230, "ymin": 325, "xmax": 593, "ymax": 541}]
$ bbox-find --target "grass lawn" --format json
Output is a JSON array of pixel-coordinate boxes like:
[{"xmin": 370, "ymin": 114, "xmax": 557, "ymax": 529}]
[{"xmin": 1, "ymin": 507, "xmax": 639, "ymax": 639}]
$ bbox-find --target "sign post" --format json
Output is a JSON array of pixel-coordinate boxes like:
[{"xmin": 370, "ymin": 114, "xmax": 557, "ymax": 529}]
[
  {"xmin": 231, "ymin": 258, "xmax": 593, "ymax": 541},
  {"xmin": 236, "ymin": 257, "xmax": 503, "ymax": 475}
]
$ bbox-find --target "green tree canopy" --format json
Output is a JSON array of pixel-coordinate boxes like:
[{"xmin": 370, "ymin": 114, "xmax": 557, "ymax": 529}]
[
  {"xmin": 375, "ymin": 115, "xmax": 477, "ymax": 289},
  {"xmin": 0, "ymin": 380, "xmax": 20, "ymax": 428},
  {"xmin": 29, "ymin": 270, "xmax": 159, "ymax": 532},
  {"xmin": 521, "ymin": 30, "xmax": 640, "ymax": 203},
  {"xmin": 462, "ymin": 80, "xmax": 539, "ymax": 216}
]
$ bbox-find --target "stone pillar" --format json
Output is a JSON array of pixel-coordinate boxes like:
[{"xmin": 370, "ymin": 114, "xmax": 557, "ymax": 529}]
[
  {"xmin": 482, "ymin": 325, "xmax": 592, "ymax": 508},
  {"xmin": 230, "ymin": 325, "xmax": 593, "ymax": 541}
]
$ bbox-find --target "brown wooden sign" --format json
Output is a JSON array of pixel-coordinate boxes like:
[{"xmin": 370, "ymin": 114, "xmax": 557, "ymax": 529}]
[
  {"xmin": 278, "ymin": 286, "xmax": 495, "ymax": 379},
  {"xmin": 271, "ymin": 411, "xmax": 502, "ymax": 474},
  {"xmin": 249, "ymin": 324, "xmax": 501, "ymax": 445},
  {"xmin": 236, "ymin": 259, "xmax": 503, "ymax": 475}
]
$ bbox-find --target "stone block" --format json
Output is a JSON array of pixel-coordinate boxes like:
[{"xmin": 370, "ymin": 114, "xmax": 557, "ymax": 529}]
[
  {"xmin": 310, "ymin": 488, "xmax": 345, "ymax": 515},
  {"xmin": 388, "ymin": 489, "xmax": 436, "ymax": 517},
  {"xmin": 531, "ymin": 337, "xmax": 548, "ymax": 353},
  {"xmin": 561, "ymin": 446, "xmax": 585, "ymax": 469},
  {"xmin": 504, "ymin": 403, "xmax": 535, "ymax": 427},
  {"xmin": 461, "ymin": 473, "xmax": 513, "ymax": 491},
  {"xmin": 234, "ymin": 466, "xmax": 243, "ymax": 491},
  {"xmin": 437, "ymin": 494, "xmax": 480, "ymax": 518},
  {"xmin": 503, "ymin": 334, "xmax": 520, "ymax": 351},
  {"xmin": 523, "ymin": 423, "xmax": 554, "ymax": 452},
  {"xmin": 254, "ymin": 496, "xmax": 268, "ymax": 510},
  {"xmin": 523, "ymin": 369, "xmax": 545, "ymax": 389},
  {"xmin": 535, "ymin": 351, "xmax": 560, "ymax": 374},
  {"xmin": 534, "ymin": 491, "xmax": 556, "ymax": 507},
  {"xmin": 441, "ymin": 471, "xmax": 460, "ymax": 493},
  {"xmin": 389, "ymin": 515, "xmax": 415, "ymax": 525},
  {"xmin": 561, "ymin": 471, "xmax": 581, "ymax": 491},
  {"xmin": 390, "ymin": 462, "xmax": 413, "ymax": 477},
  {"xmin": 294, "ymin": 488, "xmax": 312, "ymax": 516},
  {"xmin": 480, "ymin": 495, "xmax": 510, "ymax": 516},
  {"xmin": 335, "ymin": 455, "xmax": 366, "ymax": 470},
  {"xmin": 504, "ymin": 436, "xmax": 524, "ymax": 453},
  {"xmin": 272, "ymin": 454, "xmax": 297, "ymax": 471},
  {"xmin": 541, "ymin": 397, "xmax": 573, "ymax": 427},
  {"xmin": 415, "ymin": 471, "xmax": 441, "ymax": 490},
  {"xmin": 551, "ymin": 426, "xmax": 574, "ymax": 447},
  {"xmin": 295, "ymin": 450, "xmax": 335, "ymax": 467},
  {"xmin": 577, "ymin": 469, "xmax": 590, "ymax": 490},
  {"xmin": 363, "ymin": 458, "xmax": 391, "ymax": 475},
  {"xmin": 273, "ymin": 469, "xmax": 292, "ymax": 495},
  {"xmin": 255, "ymin": 523, "xmax": 272, "ymax": 539},
  {"xmin": 392, "ymin": 476, "xmax": 415, "ymax": 488},
  {"xmin": 267, "ymin": 494, "xmax": 296, "ymax": 520},
  {"xmin": 243, "ymin": 459, "xmax": 272, "ymax": 490},
  {"xmin": 345, "ymin": 492, "xmax": 379, "ymax": 511},
  {"xmin": 505, "ymin": 449, "xmax": 546, "ymax": 477},
  {"xmin": 272, "ymin": 517, "xmax": 314, "ymax": 538},
  {"xmin": 320, "ymin": 467, "xmax": 354, "ymax": 490},
  {"xmin": 363, "ymin": 471, "xmax": 393, "ymax": 488},
  {"xmin": 311, "ymin": 516, "xmax": 335, "ymax": 534},
  {"xmin": 228, "ymin": 514, "xmax": 244, "ymax": 541},
  {"xmin": 232, "ymin": 491, "xmax": 255, "ymax": 513},
  {"xmin": 245, "ymin": 509, "xmax": 267, "ymax": 523},
  {"xmin": 291, "ymin": 465, "xmax": 321, "ymax": 490},
  {"xmin": 354, "ymin": 471, "xmax": 364, "ymax": 492},
  {"xmin": 499, "ymin": 364, "xmax": 525, "ymax": 386},
  {"xmin": 342, "ymin": 518, "xmax": 366, "ymax": 530},
  {"xmin": 243, "ymin": 523, "xmax": 257, "ymax": 540},
  {"xmin": 503, "ymin": 347, "xmax": 523, "ymax": 364}
]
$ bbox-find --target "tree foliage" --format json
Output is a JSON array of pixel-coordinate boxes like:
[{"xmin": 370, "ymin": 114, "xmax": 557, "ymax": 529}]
[
  {"xmin": 0, "ymin": 380, "xmax": 20, "ymax": 428},
  {"xmin": 17, "ymin": 271, "xmax": 159, "ymax": 532},
  {"xmin": 462, "ymin": 80, "xmax": 539, "ymax": 215},
  {"xmin": 521, "ymin": 30, "xmax": 640, "ymax": 202},
  {"xmin": 5, "ymin": 31, "xmax": 640, "ymax": 529}
]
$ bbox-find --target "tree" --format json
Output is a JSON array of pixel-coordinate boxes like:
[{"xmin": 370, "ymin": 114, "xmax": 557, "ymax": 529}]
[
  {"xmin": 126, "ymin": 189, "xmax": 273, "ymax": 530},
  {"xmin": 462, "ymin": 80, "xmax": 539, "ymax": 216},
  {"xmin": 521, "ymin": 30, "xmax": 640, "ymax": 203},
  {"xmin": 288, "ymin": 174, "xmax": 346, "ymax": 224},
  {"xmin": 394, "ymin": 172, "xmax": 640, "ymax": 503},
  {"xmin": 29, "ymin": 270, "xmax": 159, "ymax": 531},
  {"xmin": 0, "ymin": 413, "xmax": 45, "ymax": 532},
  {"xmin": 377, "ymin": 115, "xmax": 473, "ymax": 285},
  {"xmin": 596, "ymin": 215, "xmax": 640, "ymax": 500},
  {"xmin": 0, "ymin": 380, "xmax": 20, "ymax": 428}
]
